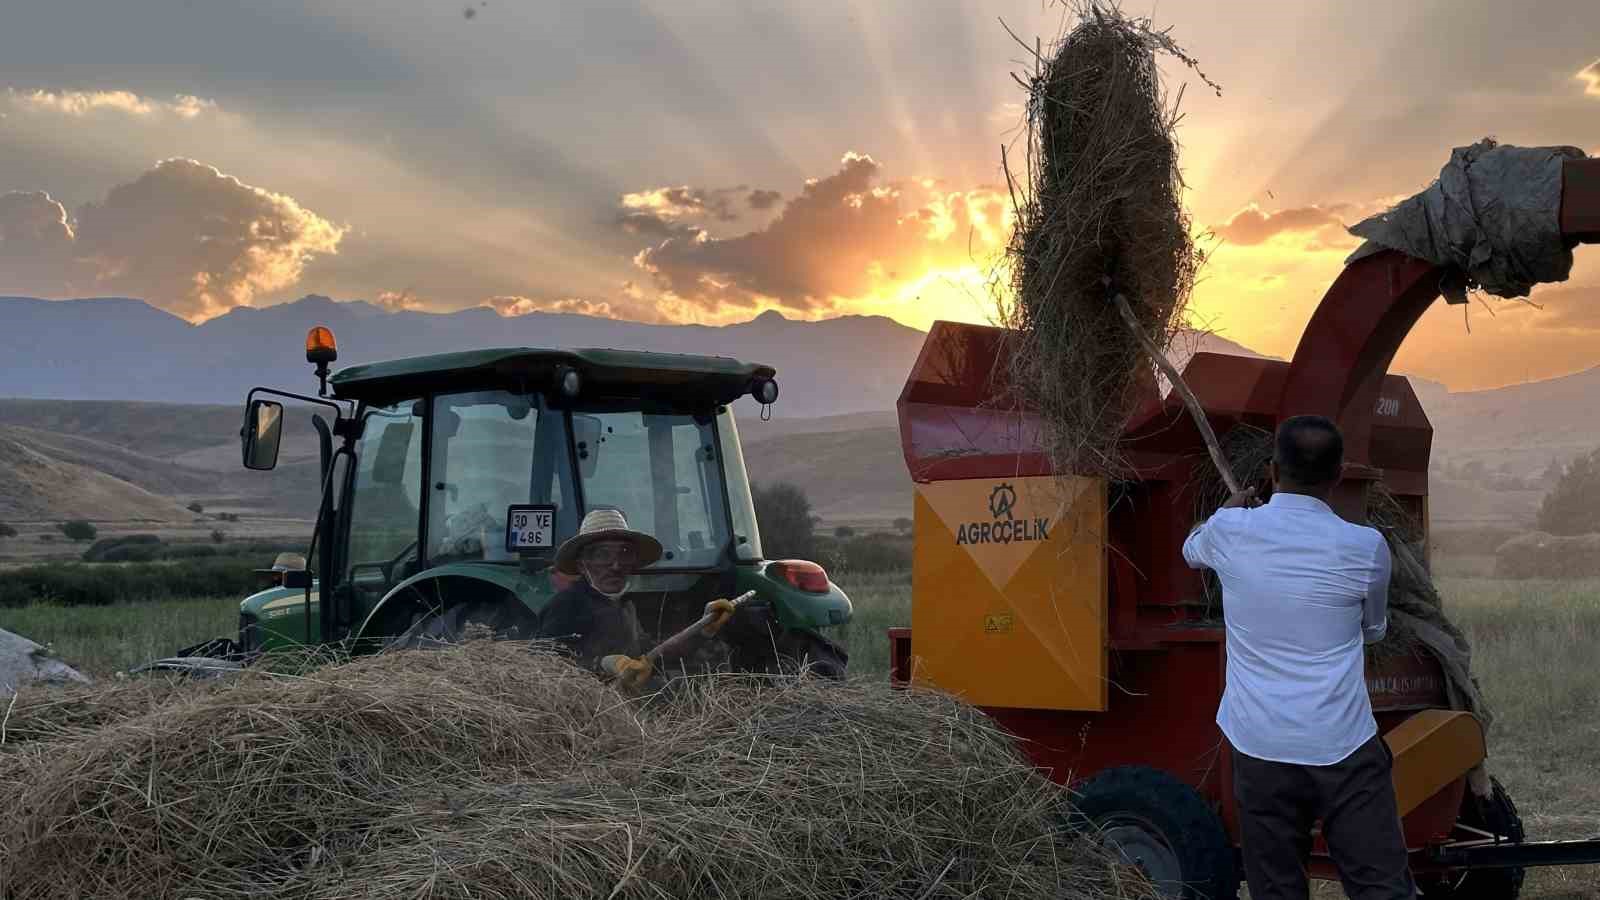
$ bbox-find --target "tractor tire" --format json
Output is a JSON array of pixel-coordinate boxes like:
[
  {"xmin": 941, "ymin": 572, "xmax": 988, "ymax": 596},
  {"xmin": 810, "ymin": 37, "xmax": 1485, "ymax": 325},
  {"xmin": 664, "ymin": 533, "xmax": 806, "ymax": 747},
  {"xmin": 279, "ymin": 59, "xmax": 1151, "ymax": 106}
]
[
  {"xmin": 1069, "ymin": 766, "xmax": 1239, "ymax": 900},
  {"xmin": 1419, "ymin": 777, "xmax": 1525, "ymax": 899}
]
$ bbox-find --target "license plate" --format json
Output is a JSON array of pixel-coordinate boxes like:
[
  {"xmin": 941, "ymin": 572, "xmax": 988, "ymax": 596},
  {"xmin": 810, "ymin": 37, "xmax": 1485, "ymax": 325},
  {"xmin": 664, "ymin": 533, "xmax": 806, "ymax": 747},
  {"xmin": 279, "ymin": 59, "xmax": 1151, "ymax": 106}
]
[{"xmin": 505, "ymin": 505, "xmax": 557, "ymax": 552}]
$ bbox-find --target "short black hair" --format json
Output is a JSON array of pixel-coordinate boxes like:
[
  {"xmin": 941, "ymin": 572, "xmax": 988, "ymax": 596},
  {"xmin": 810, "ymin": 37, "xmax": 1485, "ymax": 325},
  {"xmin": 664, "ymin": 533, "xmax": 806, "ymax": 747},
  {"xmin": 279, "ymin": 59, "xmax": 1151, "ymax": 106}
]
[{"xmin": 1275, "ymin": 415, "xmax": 1343, "ymax": 487}]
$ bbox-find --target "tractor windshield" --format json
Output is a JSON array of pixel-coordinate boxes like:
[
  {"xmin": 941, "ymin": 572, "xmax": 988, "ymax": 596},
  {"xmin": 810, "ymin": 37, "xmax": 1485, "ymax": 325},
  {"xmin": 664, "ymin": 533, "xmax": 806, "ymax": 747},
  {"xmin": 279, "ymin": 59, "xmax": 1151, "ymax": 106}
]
[
  {"xmin": 427, "ymin": 390, "xmax": 576, "ymax": 564},
  {"xmin": 573, "ymin": 407, "xmax": 732, "ymax": 570},
  {"xmin": 340, "ymin": 389, "xmax": 748, "ymax": 589}
]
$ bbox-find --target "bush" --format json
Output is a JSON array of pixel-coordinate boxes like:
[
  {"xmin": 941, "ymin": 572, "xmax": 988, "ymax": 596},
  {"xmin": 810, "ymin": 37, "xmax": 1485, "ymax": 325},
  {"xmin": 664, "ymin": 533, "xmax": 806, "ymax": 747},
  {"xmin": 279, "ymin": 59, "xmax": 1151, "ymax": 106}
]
[
  {"xmin": 82, "ymin": 534, "xmax": 163, "ymax": 563},
  {"xmin": 1495, "ymin": 531, "xmax": 1600, "ymax": 579},
  {"xmin": 823, "ymin": 533, "xmax": 913, "ymax": 574},
  {"xmin": 1538, "ymin": 448, "xmax": 1600, "ymax": 535},
  {"xmin": 0, "ymin": 523, "xmax": 17, "ymax": 539},
  {"xmin": 216, "ymin": 512, "xmax": 240, "ymax": 523},
  {"xmin": 59, "ymin": 520, "xmax": 97, "ymax": 541},
  {"xmin": 834, "ymin": 525, "xmax": 856, "ymax": 539},
  {"xmin": 893, "ymin": 517, "xmax": 913, "ymax": 534},
  {"xmin": 0, "ymin": 557, "xmax": 265, "ymax": 607},
  {"xmin": 165, "ymin": 544, "xmax": 221, "ymax": 560},
  {"xmin": 187, "ymin": 502, "xmax": 205, "ymax": 514},
  {"xmin": 211, "ymin": 530, "xmax": 227, "ymax": 544},
  {"xmin": 752, "ymin": 482, "xmax": 818, "ymax": 561}
]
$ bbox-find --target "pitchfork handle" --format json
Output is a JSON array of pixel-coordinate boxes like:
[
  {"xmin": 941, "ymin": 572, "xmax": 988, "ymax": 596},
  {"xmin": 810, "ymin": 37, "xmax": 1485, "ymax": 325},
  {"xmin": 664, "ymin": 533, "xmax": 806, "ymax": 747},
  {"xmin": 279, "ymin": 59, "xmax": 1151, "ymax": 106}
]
[{"xmin": 1110, "ymin": 292, "xmax": 1242, "ymax": 497}]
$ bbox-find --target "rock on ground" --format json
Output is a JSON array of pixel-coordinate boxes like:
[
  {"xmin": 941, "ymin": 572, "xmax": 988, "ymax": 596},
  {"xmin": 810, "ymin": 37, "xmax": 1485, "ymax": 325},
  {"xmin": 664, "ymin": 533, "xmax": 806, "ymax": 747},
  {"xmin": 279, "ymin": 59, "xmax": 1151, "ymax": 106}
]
[{"xmin": 0, "ymin": 628, "xmax": 90, "ymax": 696}]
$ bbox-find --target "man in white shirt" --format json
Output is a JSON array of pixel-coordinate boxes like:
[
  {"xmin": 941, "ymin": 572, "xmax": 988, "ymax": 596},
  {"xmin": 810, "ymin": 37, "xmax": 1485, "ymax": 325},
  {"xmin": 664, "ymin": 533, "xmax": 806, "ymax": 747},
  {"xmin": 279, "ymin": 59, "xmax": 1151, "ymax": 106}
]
[{"xmin": 1184, "ymin": 415, "xmax": 1414, "ymax": 900}]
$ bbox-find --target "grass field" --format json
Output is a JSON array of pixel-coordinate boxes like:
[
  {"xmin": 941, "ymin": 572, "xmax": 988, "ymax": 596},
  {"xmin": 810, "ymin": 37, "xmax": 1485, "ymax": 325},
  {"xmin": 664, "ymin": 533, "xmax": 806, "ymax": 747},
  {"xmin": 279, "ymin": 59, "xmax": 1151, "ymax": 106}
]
[
  {"xmin": 5, "ymin": 596, "xmax": 239, "ymax": 675},
  {"xmin": 8, "ymin": 571, "xmax": 1597, "ymax": 896}
]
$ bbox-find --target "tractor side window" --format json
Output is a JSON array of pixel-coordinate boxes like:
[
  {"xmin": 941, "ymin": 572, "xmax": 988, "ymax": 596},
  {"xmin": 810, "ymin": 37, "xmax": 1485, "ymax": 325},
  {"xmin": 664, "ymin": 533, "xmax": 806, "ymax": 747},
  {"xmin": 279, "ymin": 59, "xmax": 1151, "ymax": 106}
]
[
  {"xmin": 578, "ymin": 410, "xmax": 730, "ymax": 569},
  {"xmin": 346, "ymin": 401, "xmax": 423, "ymax": 581},
  {"xmin": 428, "ymin": 390, "xmax": 542, "ymax": 563}
]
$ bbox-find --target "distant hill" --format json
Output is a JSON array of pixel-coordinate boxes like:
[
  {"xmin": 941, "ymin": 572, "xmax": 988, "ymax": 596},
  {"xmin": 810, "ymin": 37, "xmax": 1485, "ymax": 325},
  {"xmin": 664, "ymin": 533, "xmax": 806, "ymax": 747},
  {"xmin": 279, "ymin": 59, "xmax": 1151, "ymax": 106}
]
[
  {"xmin": 0, "ymin": 429, "xmax": 196, "ymax": 522},
  {"xmin": 0, "ymin": 400, "xmax": 322, "ymax": 524}
]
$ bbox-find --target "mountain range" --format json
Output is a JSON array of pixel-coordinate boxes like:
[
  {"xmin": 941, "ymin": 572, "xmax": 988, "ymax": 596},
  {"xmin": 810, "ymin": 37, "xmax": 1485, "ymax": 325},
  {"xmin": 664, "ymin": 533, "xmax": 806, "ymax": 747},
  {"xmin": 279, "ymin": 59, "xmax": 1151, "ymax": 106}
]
[
  {"xmin": 2, "ymin": 293, "xmax": 1597, "ymax": 541},
  {"xmin": 0, "ymin": 295, "xmax": 926, "ymax": 419}
]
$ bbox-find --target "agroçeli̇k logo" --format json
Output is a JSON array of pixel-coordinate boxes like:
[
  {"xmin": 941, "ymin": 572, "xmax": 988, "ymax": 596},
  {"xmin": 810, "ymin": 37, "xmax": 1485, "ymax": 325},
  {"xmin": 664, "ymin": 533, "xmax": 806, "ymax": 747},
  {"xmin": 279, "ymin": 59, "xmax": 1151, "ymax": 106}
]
[{"xmin": 956, "ymin": 482, "xmax": 1051, "ymax": 546}]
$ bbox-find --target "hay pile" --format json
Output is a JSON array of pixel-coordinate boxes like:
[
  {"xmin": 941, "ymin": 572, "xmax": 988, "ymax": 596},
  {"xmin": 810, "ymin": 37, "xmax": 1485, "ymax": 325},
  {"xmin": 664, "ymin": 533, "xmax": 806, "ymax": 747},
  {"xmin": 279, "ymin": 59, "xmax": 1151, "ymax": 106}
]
[
  {"xmin": 999, "ymin": 2, "xmax": 1216, "ymax": 477},
  {"xmin": 0, "ymin": 641, "xmax": 1151, "ymax": 900}
]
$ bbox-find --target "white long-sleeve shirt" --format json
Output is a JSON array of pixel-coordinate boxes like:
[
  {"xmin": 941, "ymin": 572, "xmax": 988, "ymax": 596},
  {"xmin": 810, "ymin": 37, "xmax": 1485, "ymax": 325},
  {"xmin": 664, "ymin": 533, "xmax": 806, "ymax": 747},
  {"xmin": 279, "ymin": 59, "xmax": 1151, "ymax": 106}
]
[{"xmin": 1183, "ymin": 491, "xmax": 1392, "ymax": 766}]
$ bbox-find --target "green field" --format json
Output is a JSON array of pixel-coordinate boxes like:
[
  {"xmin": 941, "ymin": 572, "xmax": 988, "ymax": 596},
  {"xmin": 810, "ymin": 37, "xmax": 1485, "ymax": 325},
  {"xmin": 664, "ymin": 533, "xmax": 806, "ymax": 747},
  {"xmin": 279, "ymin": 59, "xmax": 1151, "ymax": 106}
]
[{"xmin": 8, "ymin": 571, "xmax": 1598, "ymax": 897}]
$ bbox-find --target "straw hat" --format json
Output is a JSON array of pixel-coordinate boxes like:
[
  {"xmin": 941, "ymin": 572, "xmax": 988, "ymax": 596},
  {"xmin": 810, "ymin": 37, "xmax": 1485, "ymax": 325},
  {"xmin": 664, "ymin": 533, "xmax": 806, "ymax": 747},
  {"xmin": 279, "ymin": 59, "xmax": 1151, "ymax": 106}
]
[
  {"xmin": 255, "ymin": 551, "xmax": 307, "ymax": 575},
  {"xmin": 555, "ymin": 508, "xmax": 663, "ymax": 575}
]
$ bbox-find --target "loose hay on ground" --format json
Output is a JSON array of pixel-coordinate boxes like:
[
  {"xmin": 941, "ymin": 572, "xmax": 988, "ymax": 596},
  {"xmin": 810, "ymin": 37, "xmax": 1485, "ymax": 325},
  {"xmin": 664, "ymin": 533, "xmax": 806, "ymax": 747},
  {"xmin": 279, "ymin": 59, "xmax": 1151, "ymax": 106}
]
[{"xmin": 0, "ymin": 641, "xmax": 1153, "ymax": 900}]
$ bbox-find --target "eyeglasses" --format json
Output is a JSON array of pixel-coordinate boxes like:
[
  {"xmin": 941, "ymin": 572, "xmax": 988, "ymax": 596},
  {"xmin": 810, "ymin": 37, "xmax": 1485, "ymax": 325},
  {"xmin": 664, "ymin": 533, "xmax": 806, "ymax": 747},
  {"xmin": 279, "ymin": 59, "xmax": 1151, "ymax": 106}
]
[{"xmin": 582, "ymin": 545, "xmax": 638, "ymax": 567}]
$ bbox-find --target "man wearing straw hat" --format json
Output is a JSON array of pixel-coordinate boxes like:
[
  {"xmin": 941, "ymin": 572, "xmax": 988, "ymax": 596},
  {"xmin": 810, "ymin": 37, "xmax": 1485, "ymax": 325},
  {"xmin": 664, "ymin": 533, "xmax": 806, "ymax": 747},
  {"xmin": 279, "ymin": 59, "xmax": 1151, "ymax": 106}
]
[{"xmin": 537, "ymin": 508, "xmax": 660, "ymax": 687}]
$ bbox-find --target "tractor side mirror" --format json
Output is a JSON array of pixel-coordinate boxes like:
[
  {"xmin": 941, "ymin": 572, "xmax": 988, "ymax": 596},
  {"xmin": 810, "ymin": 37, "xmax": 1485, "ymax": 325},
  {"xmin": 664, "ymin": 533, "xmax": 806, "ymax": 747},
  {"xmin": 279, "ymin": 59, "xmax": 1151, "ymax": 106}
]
[
  {"xmin": 282, "ymin": 569, "xmax": 313, "ymax": 590},
  {"xmin": 572, "ymin": 414, "xmax": 602, "ymax": 479},
  {"xmin": 242, "ymin": 400, "xmax": 285, "ymax": 471}
]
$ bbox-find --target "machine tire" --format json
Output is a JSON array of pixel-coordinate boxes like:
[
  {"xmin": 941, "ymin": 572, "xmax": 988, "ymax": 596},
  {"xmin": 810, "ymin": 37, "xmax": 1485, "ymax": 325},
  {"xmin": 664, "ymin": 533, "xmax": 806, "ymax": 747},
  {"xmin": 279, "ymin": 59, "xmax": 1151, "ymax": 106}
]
[
  {"xmin": 1419, "ymin": 777, "xmax": 1525, "ymax": 899},
  {"xmin": 1069, "ymin": 766, "xmax": 1239, "ymax": 900}
]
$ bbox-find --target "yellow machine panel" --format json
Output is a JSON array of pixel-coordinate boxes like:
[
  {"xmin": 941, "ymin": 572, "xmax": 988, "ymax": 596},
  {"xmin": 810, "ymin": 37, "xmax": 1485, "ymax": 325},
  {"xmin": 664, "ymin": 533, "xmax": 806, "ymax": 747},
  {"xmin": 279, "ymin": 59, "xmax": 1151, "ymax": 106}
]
[
  {"xmin": 1384, "ymin": 710, "xmax": 1486, "ymax": 818},
  {"xmin": 911, "ymin": 475, "xmax": 1107, "ymax": 711}
]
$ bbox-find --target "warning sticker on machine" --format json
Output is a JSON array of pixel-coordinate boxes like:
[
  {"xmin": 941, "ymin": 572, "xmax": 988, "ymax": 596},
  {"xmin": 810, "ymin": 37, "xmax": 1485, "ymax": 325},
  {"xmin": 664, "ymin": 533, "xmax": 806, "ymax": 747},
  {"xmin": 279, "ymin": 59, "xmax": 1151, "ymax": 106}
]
[{"xmin": 983, "ymin": 613, "xmax": 1014, "ymax": 634}]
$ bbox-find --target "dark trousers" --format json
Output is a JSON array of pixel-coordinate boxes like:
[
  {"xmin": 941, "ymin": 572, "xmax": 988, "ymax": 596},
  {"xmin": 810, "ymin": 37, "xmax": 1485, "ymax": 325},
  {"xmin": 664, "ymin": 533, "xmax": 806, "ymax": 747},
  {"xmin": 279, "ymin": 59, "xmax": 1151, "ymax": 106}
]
[{"xmin": 1231, "ymin": 735, "xmax": 1416, "ymax": 900}]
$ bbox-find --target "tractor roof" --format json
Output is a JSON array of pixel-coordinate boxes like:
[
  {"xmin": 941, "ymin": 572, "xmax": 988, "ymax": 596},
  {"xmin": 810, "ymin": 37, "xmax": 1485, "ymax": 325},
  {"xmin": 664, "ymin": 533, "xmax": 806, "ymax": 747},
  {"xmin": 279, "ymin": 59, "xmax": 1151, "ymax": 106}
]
[{"xmin": 328, "ymin": 347, "xmax": 776, "ymax": 407}]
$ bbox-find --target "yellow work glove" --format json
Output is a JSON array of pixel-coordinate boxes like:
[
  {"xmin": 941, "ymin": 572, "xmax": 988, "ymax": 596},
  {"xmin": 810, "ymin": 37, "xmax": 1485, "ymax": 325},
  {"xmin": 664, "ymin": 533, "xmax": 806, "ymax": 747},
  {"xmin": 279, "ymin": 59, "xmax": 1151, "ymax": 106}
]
[
  {"xmin": 599, "ymin": 654, "xmax": 654, "ymax": 692},
  {"xmin": 700, "ymin": 598, "xmax": 738, "ymax": 636}
]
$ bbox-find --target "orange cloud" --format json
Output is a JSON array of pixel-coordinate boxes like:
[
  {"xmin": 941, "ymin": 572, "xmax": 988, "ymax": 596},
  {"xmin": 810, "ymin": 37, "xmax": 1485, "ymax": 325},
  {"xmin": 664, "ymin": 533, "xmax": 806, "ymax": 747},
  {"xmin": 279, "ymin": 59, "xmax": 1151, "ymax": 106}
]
[
  {"xmin": 374, "ymin": 289, "xmax": 424, "ymax": 312},
  {"xmin": 0, "ymin": 159, "xmax": 344, "ymax": 322},
  {"xmin": 486, "ymin": 295, "xmax": 616, "ymax": 318},
  {"xmin": 627, "ymin": 152, "xmax": 1008, "ymax": 317},
  {"xmin": 6, "ymin": 88, "xmax": 217, "ymax": 119},
  {"xmin": 1578, "ymin": 59, "xmax": 1600, "ymax": 97},
  {"xmin": 1213, "ymin": 203, "xmax": 1355, "ymax": 247}
]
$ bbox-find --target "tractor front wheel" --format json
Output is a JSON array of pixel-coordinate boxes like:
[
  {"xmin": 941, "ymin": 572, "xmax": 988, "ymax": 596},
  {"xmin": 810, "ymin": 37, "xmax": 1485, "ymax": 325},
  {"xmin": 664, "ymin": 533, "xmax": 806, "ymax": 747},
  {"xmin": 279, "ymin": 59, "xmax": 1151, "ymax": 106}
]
[
  {"xmin": 1419, "ymin": 777, "xmax": 1525, "ymax": 899},
  {"xmin": 1070, "ymin": 766, "xmax": 1238, "ymax": 900}
]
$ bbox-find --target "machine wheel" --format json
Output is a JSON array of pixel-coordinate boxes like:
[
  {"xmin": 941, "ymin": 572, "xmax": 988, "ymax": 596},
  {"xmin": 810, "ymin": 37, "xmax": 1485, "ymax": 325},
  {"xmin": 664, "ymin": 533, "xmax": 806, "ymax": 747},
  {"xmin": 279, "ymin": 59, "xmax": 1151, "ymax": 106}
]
[
  {"xmin": 1419, "ymin": 777, "xmax": 1525, "ymax": 899},
  {"xmin": 1070, "ymin": 766, "xmax": 1239, "ymax": 900}
]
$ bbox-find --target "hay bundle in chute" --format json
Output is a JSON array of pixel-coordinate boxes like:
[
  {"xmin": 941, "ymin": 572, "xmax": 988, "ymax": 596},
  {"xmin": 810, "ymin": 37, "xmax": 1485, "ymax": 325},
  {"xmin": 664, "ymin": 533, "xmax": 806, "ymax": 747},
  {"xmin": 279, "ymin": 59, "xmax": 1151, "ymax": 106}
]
[{"xmin": 1000, "ymin": 2, "xmax": 1217, "ymax": 477}]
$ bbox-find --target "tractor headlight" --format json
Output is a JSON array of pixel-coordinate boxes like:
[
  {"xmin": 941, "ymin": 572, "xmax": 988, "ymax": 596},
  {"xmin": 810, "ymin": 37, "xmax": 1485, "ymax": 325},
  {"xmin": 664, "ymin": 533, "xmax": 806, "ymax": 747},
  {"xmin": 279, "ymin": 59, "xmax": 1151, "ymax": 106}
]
[
  {"xmin": 751, "ymin": 378, "xmax": 779, "ymax": 405},
  {"xmin": 557, "ymin": 366, "xmax": 582, "ymax": 398}
]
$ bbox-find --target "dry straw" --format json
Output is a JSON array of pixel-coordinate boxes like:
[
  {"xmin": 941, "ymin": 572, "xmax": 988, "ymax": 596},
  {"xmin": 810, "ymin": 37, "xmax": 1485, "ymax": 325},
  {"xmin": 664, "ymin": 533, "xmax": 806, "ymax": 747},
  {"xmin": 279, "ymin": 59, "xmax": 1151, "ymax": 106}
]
[
  {"xmin": 1, "ymin": 640, "xmax": 1156, "ymax": 900},
  {"xmin": 998, "ymin": 1, "xmax": 1218, "ymax": 477}
]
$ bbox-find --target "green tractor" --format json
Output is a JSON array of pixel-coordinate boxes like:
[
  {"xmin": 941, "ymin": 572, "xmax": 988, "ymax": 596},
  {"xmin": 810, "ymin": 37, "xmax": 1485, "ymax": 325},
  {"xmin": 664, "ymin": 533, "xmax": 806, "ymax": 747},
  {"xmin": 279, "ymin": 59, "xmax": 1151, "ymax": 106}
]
[{"xmin": 161, "ymin": 326, "xmax": 851, "ymax": 675}]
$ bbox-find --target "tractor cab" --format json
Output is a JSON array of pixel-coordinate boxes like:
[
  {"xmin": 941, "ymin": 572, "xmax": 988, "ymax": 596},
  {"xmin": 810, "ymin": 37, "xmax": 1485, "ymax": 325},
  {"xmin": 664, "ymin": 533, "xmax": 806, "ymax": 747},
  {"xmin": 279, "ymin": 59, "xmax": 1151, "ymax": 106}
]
[{"xmin": 195, "ymin": 333, "xmax": 851, "ymax": 674}]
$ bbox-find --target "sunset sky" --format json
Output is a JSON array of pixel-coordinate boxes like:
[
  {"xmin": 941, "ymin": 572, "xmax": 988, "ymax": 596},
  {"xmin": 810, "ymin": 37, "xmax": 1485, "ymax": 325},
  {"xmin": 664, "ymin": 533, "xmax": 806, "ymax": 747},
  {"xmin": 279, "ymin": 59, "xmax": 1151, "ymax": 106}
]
[{"xmin": 2, "ymin": 0, "xmax": 1598, "ymax": 390}]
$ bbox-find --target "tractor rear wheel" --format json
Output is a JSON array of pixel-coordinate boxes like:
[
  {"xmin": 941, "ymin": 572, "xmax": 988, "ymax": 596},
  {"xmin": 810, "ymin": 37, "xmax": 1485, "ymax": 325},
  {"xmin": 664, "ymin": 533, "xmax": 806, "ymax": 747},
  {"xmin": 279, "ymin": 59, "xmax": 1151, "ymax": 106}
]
[
  {"xmin": 1419, "ymin": 777, "xmax": 1525, "ymax": 899},
  {"xmin": 1070, "ymin": 766, "xmax": 1238, "ymax": 900}
]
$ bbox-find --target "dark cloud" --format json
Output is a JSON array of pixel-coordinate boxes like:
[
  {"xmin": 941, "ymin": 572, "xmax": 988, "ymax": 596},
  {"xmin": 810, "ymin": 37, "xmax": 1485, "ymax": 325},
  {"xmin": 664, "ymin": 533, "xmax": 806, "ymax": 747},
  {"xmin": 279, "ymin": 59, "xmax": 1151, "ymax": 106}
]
[
  {"xmin": 617, "ymin": 211, "xmax": 703, "ymax": 240},
  {"xmin": 0, "ymin": 159, "xmax": 343, "ymax": 321},
  {"xmin": 747, "ymin": 189, "xmax": 782, "ymax": 210},
  {"xmin": 0, "ymin": 191, "xmax": 78, "ymax": 295},
  {"xmin": 1213, "ymin": 204, "xmax": 1353, "ymax": 246},
  {"xmin": 629, "ymin": 151, "xmax": 1007, "ymax": 313}
]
